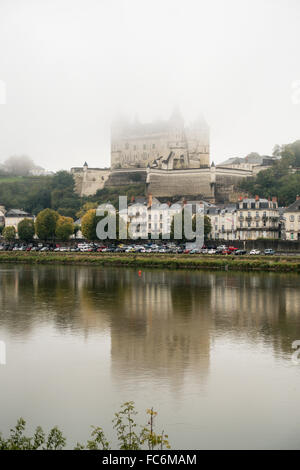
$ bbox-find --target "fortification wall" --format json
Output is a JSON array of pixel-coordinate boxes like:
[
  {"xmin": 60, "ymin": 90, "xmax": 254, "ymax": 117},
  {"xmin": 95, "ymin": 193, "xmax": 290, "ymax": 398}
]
[
  {"xmin": 215, "ymin": 167, "xmax": 252, "ymax": 202},
  {"xmin": 71, "ymin": 168, "xmax": 111, "ymax": 196},
  {"xmin": 106, "ymin": 168, "xmax": 147, "ymax": 186},
  {"xmin": 146, "ymin": 168, "xmax": 214, "ymax": 200}
]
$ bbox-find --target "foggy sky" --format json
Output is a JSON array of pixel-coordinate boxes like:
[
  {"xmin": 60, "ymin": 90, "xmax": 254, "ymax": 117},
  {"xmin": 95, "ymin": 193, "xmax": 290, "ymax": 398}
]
[{"xmin": 0, "ymin": 0, "xmax": 300, "ymax": 171}]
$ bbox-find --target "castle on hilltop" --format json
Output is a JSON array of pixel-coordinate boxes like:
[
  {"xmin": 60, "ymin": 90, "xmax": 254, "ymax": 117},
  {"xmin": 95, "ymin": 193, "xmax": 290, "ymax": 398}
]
[
  {"xmin": 111, "ymin": 109, "xmax": 210, "ymax": 170},
  {"xmin": 71, "ymin": 111, "xmax": 277, "ymax": 203}
]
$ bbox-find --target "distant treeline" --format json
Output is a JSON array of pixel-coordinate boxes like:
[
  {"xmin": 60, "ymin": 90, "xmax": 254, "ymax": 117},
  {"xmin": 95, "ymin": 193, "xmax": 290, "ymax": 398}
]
[{"xmin": 0, "ymin": 169, "xmax": 145, "ymax": 220}]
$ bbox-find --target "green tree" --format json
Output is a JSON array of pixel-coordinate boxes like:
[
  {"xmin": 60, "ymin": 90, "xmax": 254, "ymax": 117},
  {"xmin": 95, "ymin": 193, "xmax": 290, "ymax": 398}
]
[
  {"xmin": 55, "ymin": 216, "xmax": 74, "ymax": 241},
  {"xmin": 18, "ymin": 218, "xmax": 35, "ymax": 242},
  {"xmin": 35, "ymin": 209, "xmax": 59, "ymax": 240},
  {"xmin": 81, "ymin": 209, "xmax": 126, "ymax": 241},
  {"xmin": 2, "ymin": 226, "xmax": 16, "ymax": 241},
  {"xmin": 76, "ymin": 202, "xmax": 98, "ymax": 219},
  {"xmin": 81, "ymin": 209, "xmax": 98, "ymax": 240},
  {"xmin": 204, "ymin": 215, "xmax": 212, "ymax": 238}
]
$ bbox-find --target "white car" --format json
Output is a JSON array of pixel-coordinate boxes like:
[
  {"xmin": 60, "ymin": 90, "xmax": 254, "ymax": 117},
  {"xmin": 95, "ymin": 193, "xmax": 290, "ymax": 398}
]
[
  {"xmin": 249, "ymin": 249, "xmax": 261, "ymax": 255},
  {"xmin": 208, "ymin": 249, "xmax": 216, "ymax": 254}
]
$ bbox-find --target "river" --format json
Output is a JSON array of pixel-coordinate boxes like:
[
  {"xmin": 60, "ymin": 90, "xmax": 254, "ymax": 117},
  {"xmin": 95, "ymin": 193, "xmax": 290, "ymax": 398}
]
[{"xmin": 0, "ymin": 264, "xmax": 299, "ymax": 449}]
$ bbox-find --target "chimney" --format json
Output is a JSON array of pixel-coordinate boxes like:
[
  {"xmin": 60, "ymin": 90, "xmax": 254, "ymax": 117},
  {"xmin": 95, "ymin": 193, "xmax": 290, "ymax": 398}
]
[
  {"xmin": 131, "ymin": 196, "xmax": 135, "ymax": 203},
  {"xmin": 296, "ymin": 195, "xmax": 300, "ymax": 201},
  {"xmin": 147, "ymin": 193, "xmax": 152, "ymax": 208},
  {"xmin": 272, "ymin": 196, "xmax": 277, "ymax": 202},
  {"xmin": 255, "ymin": 195, "xmax": 259, "ymax": 201}
]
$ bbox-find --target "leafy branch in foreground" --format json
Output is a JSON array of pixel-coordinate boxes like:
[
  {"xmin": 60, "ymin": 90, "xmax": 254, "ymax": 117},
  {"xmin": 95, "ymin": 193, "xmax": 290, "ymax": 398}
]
[{"xmin": 0, "ymin": 402, "xmax": 170, "ymax": 450}]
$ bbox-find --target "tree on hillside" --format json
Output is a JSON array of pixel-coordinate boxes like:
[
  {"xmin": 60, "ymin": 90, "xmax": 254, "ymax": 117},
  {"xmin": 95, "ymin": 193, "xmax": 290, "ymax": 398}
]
[
  {"xmin": 18, "ymin": 219, "xmax": 35, "ymax": 242},
  {"xmin": 55, "ymin": 216, "xmax": 74, "ymax": 241},
  {"xmin": 239, "ymin": 140, "xmax": 300, "ymax": 205},
  {"xmin": 76, "ymin": 202, "xmax": 98, "ymax": 219},
  {"xmin": 2, "ymin": 226, "xmax": 16, "ymax": 241},
  {"xmin": 3, "ymin": 155, "xmax": 40, "ymax": 176},
  {"xmin": 35, "ymin": 209, "xmax": 59, "ymax": 240}
]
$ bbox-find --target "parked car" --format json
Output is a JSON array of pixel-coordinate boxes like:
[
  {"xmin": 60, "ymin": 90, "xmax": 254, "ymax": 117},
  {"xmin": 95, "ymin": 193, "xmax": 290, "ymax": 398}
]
[
  {"xmin": 264, "ymin": 249, "xmax": 275, "ymax": 255},
  {"xmin": 249, "ymin": 249, "xmax": 261, "ymax": 255},
  {"xmin": 234, "ymin": 249, "xmax": 247, "ymax": 255}
]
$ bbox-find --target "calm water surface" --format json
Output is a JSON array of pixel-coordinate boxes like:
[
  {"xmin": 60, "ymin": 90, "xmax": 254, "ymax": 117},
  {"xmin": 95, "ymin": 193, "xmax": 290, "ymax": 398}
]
[{"xmin": 0, "ymin": 264, "xmax": 300, "ymax": 449}]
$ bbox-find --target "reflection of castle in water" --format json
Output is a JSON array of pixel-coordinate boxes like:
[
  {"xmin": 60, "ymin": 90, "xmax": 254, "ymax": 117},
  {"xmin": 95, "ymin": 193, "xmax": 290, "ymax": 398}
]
[
  {"xmin": 0, "ymin": 266, "xmax": 300, "ymax": 387},
  {"xmin": 108, "ymin": 271, "xmax": 212, "ymax": 387}
]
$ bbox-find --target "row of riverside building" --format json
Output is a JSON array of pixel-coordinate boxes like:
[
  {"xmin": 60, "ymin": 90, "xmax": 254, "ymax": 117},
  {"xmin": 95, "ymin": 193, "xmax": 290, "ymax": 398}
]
[
  {"xmin": 1, "ymin": 195, "xmax": 300, "ymax": 241},
  {"xmin": 121, "ymin": 195, "xmax": 300, "ymax": 241},
  {"xmin": 207, "ymin": 196, "xmax": 300, "ymax": 241}
]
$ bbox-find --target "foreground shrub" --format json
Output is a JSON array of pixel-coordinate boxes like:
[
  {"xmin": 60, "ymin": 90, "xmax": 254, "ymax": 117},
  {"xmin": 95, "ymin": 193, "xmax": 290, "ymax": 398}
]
[{"xmin": 0, "ymin": 402, "xmax": 170, "ymax": 450}]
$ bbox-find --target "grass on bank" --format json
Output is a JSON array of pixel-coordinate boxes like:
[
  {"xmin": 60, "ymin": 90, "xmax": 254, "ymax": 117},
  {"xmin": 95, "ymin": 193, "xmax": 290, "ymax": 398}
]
[{"xmin": 1, "ymin": 251, "xmax": 300, "ymax": 272}]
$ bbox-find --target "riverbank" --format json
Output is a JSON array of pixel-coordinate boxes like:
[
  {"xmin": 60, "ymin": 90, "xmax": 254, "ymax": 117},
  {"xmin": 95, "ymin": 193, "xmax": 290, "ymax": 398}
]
[{"xmin": 1, "ymin": 251, "xmax": 300, "ymax": 272}]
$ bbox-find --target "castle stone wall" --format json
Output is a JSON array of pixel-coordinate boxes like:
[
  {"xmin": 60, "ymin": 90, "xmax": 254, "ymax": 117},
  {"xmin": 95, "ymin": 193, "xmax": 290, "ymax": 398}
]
[{"xmin": 71, "ymin": 167, "xmax": 111, "ymax": 196}]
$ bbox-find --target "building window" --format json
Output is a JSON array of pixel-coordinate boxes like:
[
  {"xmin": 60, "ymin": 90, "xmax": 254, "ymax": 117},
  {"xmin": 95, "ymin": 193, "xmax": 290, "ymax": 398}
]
[
  {"xmin": 290, "ymin": 215, "xmax": 295, "ymax": 222},
  {"xmin": 152, "ymin": 144, "xmax": 155, "ymax": 149},
  {"xmin": 143, "ymin": 144, "xmax": 146, "ymax": 150},
  {"xmin": 125, "ymin": 143, "xmax": 129, "ymax": 150}
]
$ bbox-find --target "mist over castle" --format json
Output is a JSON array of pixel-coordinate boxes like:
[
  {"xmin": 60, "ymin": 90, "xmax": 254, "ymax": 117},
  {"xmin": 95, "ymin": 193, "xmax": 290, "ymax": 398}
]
[{"xmin": 111, "ymin": 108, "xmax": 210, "ymax": 170}]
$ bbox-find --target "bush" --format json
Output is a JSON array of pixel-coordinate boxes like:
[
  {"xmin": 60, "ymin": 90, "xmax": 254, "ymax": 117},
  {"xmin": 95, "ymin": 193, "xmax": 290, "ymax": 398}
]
[{"xmin": 0, "ymin": 402, "xmax": 170, "ymax": 450}]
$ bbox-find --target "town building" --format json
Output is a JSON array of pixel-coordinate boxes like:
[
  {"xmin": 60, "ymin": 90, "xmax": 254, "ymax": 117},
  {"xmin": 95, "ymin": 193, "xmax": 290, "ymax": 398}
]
[
  {"xmin": 235, "ymin": 196, "xmax": 279, "ymax": 240},
  {"xmin": 4, "ymin": 209, "xmax": 35, "ymax": 235},
  {"xmin": 283, "ymin": 196, "xmax": 300, "ymax": 240},
  {"xmin": 206, "ymin": 205, "xmax": 237, "ymax": 241},
  {"xmin": 119, "ymin": 195, "xmax": 182, "ymax": 239}
]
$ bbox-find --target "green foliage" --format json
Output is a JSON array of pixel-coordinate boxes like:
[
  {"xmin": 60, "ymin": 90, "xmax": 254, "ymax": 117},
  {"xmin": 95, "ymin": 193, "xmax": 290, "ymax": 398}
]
[
  {"xmin": 55, "ymin": 216, "xmax": 74, "ymax": 241},
  {"xmin": 113, "ymin": 401, "xmax": 141, "ymax": 450},
  {"xmin": 81, "ymin": 209, "xmax": 98, "ymax": 240},
  {"xmin": 81, "ymin": 209, "xmax": 127, "ymax": 241},
  {"xmin": 0, "ymin": 171, "xmax": 81, "ymax": 217},
  {"xmin": 204, "ymin": 215, "xmax": 212, "ymax": 238},
  {"xmin": 87, "ymin": 184, "xmax": 145, "ymax": 208},
  {"xmin": 0, "ymin": 403, "xmax": 170, "ymax": 450},
  {"xmin": 2, "ymin": 225, "xmax": 16, "ymax": 241},
  {"xmin": 0, "ymin": 418, "xmax": 66, "ymax": 450},
  {"xmin": 239, "ymin": 140, "xmax": 300, "ymax": 205},
  {"xmin": 35, "ymin": 209, "xmax": 59, "ymax": 240},
  {"xmin": 18, "ymin": 218, "xmax": 35, "ymax": 241}
]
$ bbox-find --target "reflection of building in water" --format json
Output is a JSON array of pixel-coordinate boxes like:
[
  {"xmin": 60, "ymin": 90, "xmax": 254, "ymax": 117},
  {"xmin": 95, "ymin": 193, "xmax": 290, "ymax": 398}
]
[
  {"xmin": 209, "ymin": 273, "xmax": 300, "ymax": 355},
  {"xmin": 109, "ymin": 271, "xmax": 212, "ymax": 389},
  {"xmin": 1, "ymin": 266, "xmax": 300, "ymax": 376}
]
